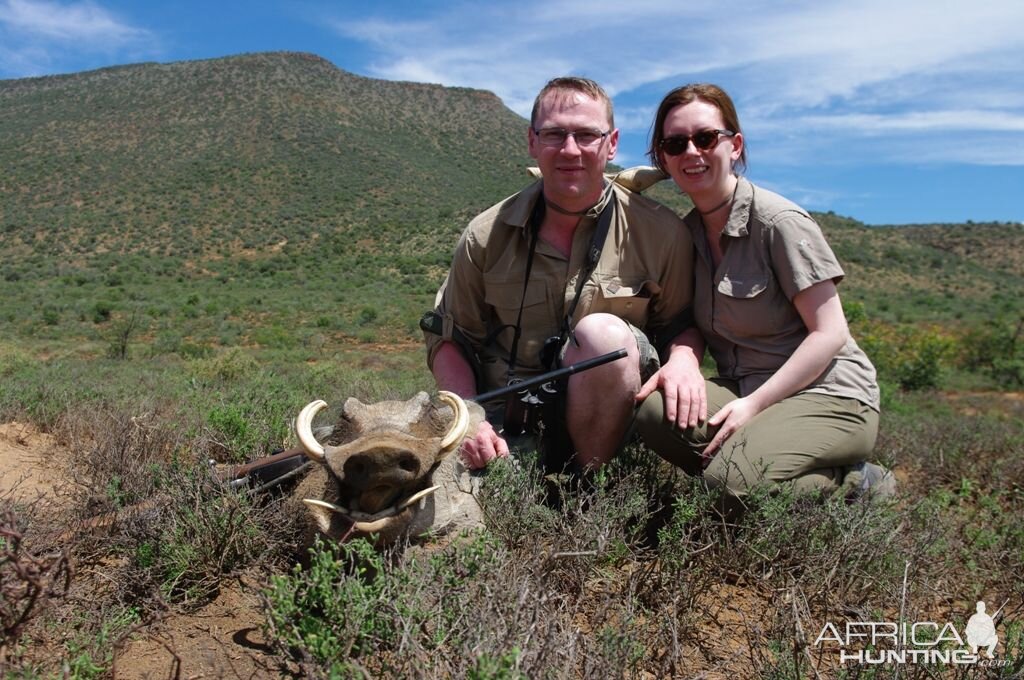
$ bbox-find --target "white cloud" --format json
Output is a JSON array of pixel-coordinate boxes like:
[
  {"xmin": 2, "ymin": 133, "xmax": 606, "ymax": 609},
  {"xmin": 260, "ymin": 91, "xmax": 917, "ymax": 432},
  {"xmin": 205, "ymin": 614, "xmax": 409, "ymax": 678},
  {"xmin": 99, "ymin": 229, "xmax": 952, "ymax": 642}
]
[
  {"xmin": 797, "ymin": 110, "xmax": 1024, "ymax": 134},
  {"xmin": 325, "ymin": 0, "xmax": 1024, "ymax": 171},
  {"xmin": 0, "ymin": 0, "xmax": 153, "ymax": 76},
  {"xmin": 0, "ymin": 0, "xmax": 147, "ymax": 42}
]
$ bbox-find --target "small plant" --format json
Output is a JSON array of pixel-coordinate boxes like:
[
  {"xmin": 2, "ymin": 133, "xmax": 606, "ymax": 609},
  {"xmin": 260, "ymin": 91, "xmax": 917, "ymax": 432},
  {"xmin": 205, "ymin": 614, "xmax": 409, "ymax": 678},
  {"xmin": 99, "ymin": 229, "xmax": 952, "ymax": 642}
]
[
  {"xmin": 106, "ymin": 308, "xmax": 145, "ymax": 360},
  {"xmin": 1, "ymin": 506, "xmax": 72, "ymax": 669},
  {"xmin": 91, "ymin": 300, "xmax": 113, "ymax": 324},
  {"xmin": 120, "ymin": 467, "xmax": 278, "ymax": 606},
  {"xmin": 263, "ymin": 537, "xmax": 399, "ymax": 676}
]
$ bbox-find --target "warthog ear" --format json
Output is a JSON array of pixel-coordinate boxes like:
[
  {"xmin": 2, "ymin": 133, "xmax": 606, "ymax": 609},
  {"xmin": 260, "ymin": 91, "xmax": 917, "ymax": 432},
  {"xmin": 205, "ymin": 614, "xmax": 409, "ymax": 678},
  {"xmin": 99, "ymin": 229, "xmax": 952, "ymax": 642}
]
[{"xmin": 341, "ymin": 397, "xmax": 367, "ymax": 420}]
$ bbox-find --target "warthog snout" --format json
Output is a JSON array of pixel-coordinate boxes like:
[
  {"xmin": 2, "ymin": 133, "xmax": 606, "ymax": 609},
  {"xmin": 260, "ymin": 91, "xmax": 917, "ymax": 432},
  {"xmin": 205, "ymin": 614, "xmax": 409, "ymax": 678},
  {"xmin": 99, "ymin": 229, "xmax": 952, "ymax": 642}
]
[{"xmin": 342, "ymin": 448, "xmax": 423, "ymax": 513}]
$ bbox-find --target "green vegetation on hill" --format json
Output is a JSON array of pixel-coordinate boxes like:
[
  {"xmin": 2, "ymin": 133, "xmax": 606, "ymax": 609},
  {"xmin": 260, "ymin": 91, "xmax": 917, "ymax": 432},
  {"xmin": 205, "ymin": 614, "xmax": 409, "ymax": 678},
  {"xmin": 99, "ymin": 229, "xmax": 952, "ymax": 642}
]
[
  {"xmin": 818, "ymin": 214, "xmax": 1024, "ymax": 325},
  {"xmin": 1, "ymin": 52, "xmax": 530, "ymax": 260},
  {"xmin": 2, "ymin": 51, "xmax": 1021, "ymax": 368},
  {"xmin": 0, "ymin": 52, "xmax": 538, "ymax": 354}
]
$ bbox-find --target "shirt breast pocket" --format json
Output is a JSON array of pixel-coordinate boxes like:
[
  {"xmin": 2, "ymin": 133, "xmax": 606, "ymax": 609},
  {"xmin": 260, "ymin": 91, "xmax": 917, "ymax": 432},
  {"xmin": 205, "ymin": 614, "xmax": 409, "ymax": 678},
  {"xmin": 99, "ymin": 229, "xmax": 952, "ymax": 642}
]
[
  {"xmin": 715, "ymin": 272, "xmax": 773, "ymax": 337},
  {"xmin": 483, "ymin": 278, "xmax": 551, "ymax": 355},
  {"xmin": 717, "ymin": 274, "xmax": 768, "ymax": 299},
  {"xmin": 595, "ymin": 277, "xmax": 652, "ymax": 328}
]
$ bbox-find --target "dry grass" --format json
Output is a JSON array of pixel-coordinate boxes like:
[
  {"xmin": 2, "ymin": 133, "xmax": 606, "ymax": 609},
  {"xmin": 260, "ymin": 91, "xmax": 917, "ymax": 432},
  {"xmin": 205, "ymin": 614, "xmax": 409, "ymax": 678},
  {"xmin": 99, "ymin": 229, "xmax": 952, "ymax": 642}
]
[{"xmin": 1, "ymin": 388, "xmax": 1022, "ymax": 678}]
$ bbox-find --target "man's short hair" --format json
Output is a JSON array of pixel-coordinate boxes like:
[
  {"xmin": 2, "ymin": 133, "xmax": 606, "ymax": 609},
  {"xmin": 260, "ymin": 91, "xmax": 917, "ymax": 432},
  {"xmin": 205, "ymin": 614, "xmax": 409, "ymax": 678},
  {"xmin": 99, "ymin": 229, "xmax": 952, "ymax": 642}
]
[{"xmin": 530, "ymin": 77, "xmax": 614, "ymax": 129}]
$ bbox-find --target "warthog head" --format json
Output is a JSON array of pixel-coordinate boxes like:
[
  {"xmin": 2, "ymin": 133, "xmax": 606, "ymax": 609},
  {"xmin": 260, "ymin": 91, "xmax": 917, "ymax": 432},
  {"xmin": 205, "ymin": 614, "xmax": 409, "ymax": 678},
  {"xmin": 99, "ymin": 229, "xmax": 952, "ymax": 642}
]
[{"xmin": 293, "ymin": 391, "xmax": 482, "ymax": 545}]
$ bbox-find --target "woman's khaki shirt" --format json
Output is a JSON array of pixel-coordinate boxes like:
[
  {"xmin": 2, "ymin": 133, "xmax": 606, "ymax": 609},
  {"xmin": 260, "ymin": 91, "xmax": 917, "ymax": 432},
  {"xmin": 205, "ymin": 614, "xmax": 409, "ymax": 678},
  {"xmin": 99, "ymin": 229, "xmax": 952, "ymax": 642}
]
[{"xmin": 686, "ymin": 177, "xmax": 880, "ymax": 410}]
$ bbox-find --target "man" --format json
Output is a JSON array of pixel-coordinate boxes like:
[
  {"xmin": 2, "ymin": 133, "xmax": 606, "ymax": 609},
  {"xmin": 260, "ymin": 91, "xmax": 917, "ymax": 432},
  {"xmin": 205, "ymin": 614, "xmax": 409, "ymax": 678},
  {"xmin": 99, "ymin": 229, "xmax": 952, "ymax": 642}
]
[{"xmin": 424, "ymin": 77, "xmax": 702, "ymax": 471}]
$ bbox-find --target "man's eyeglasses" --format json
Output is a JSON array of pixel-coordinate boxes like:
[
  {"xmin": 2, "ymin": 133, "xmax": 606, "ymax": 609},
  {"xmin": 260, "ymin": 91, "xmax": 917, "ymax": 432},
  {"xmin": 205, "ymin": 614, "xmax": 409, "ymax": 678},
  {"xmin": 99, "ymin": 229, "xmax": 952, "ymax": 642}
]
[
  {"xmin": 533, "ymin": 127, "xmax": 609, "ymax": 148},
  {"xmin": 659, "ymin": 129, "xmax": 735, "ymax": 156}
]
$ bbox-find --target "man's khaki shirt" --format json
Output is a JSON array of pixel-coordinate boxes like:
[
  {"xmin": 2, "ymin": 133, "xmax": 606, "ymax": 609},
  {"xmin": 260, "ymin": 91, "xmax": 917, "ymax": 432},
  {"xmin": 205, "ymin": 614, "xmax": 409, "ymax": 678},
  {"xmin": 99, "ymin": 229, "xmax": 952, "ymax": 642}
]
[
  {"xmin": 427, "ymin": 180, "xmax": 694, "ymax": 393},
  {"xmin": 686, "ymin": 177, "xmax": 880, "ymax": 410}
]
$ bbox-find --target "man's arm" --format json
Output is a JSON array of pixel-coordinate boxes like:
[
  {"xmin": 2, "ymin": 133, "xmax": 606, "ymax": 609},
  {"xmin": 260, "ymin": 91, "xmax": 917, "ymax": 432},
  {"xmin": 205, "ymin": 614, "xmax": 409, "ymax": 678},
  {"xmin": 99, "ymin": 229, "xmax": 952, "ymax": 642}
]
[
  {"xmin": 431, "ymin": 341, "xmax": 509, "ymax": 469},
  {"xmin": 432, "ymin": 341, "xmax": 479, "ymax": 396}
]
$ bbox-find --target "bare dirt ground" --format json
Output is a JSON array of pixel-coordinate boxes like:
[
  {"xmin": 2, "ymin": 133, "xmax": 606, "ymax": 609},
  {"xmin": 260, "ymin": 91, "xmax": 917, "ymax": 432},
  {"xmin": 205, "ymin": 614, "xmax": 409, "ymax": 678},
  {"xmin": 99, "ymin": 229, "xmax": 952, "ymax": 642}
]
[
  {"xmin": 0, "ymin": 422, "xmax": 281, "ymax": 679},
  {"xmin": 0, "ymin": 422, "xmax": 61, "ymax": 506},
  {"xmin": 109, "ymin": 579, "xmax": 277, "ymax": 680}
]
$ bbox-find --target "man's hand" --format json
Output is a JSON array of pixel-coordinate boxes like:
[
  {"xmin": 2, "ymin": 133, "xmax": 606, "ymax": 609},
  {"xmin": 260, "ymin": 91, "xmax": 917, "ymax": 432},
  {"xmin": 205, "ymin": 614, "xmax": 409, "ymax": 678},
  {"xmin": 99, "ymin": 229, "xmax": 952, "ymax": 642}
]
[
  {"xmin": 459, "ymin": 419, "xmax": 510, "ymax": 469},
  {"xmin": 635, "ymin": 358, "xmax": 707, "ymax": 430}
]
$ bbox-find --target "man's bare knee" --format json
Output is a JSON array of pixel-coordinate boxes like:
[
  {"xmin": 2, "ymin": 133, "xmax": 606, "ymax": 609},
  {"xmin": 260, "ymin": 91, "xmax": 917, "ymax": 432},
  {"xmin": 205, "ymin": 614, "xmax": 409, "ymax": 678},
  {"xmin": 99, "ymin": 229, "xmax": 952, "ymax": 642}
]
[{"xmin": 565, "ymin": 313, "xmax": 638, "ymax": 368}]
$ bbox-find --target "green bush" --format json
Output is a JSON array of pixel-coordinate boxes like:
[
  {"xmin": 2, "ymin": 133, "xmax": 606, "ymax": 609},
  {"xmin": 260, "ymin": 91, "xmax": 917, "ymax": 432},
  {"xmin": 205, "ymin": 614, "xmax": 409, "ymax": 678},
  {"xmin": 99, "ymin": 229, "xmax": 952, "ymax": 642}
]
[
  {"xmin": 858, "ymin": 323, "xmax": 954, "ymax": 391},
  {"xmin": 263, "ymin": 537, "xmax": 403, "ymax": 674},
  {"xmin": 41, "ymin": 306, "xmax": 60, "ymax": 326},
  {"xmin": 92, "ymin": 300, "xmax": 114, "ymax": 323},
  {"xmin": 141, "ymin": 481, "xmax": 268, "ymax": 603},
  {"xmin": 959, "ymin": 316, "xmax": 1024, "ymax": 388},
  {"xmin": 190, "ymin": 347, "xmax": 258, "ymax": 383}
]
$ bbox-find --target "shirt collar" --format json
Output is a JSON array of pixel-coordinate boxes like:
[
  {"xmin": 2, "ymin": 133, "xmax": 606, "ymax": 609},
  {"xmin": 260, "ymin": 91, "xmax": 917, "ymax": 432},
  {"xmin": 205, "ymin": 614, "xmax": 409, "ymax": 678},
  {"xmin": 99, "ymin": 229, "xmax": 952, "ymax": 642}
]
[
  {"xmin": 684, "ymin": 175, "xmax": 753, "ymax": 238},
  {"xmin": 722, "ymin": 176, "xmax": 753, "ymax": 237},
  {"xmin": 505, "ymin": 179, "xmax": 613, "ymax": 232},
  {"xmin": 505, "ymin": 180, "xmax": 544, "ymax": 231}
]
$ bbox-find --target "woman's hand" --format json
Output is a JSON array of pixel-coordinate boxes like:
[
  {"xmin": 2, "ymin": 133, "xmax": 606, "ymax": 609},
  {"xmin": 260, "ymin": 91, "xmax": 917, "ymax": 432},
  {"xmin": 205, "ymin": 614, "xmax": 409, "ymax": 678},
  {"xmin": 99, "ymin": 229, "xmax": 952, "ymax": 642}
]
[
  {"xmin": 636, "ymin": 360, "xmax": 707, "ymax": 429},
  {"xmin": 701, "ymin": 396, "xmax": 762, "ymax": 463}
]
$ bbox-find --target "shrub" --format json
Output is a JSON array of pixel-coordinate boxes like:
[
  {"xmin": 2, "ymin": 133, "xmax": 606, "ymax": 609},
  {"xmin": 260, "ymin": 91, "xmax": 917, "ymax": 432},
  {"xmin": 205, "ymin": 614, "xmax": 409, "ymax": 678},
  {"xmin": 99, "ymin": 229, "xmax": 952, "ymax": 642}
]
[
  {"xmin": 190, "ymin": 347, "xmax": 258, "ymax": 383},
  {"xmin": 41, "ymin": 306, "xmax": 60, "ymax": 326},
  {"xmin": 92, "ymin": 300, "xmax": 114, "ymax": 323},
  {"xmin": 263, "ymin": 537, "xmax": 406, "ymax": 675},
  {"xmin": 858, "ymin": 322, "xmax": 954, "ymax": 391},
  {"xmin": 127, "ymin": 473, "xmax": 272, "ymax": 604},
  {"xmin": 1, "ymin": 506, "xmax": 72, "ymax": 667},
  {"xmin": 959, "ymin": 316, "xmax": 1024, "ymax": 388},
  {"xmin": 358, "ymin": 306, "xmax": 378, "ymax": 325}
]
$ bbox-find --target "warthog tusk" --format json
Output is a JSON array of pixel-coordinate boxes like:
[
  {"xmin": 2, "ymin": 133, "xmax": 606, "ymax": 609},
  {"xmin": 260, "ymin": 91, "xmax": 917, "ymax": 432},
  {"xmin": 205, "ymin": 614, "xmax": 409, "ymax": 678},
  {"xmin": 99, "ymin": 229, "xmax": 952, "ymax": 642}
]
[
  {"xmin": 397, "ymin": 485, "xmax": 439, "ymax": 510},
  {"xmin": 302, "ymin": 498, "xmax": 376, "ymax": 521},
  {"xmin": 438, "ymin": 391, "xmax": 469, "ymax": 455},
  {"xmin": 296, "ymin": 400, "xmax": 328, "ymax": 462},
  {"xmin": 303, "ymin": 485, "xmax": 438, "ymax": 524},
  {"xmin": 303, "ymin": 498, "xmax": 347, "ymax": 515},
  {"xmin": 352, "ymin": 517, "xmax": 397, "ymax": 533},
  {"xmin": 303, "ymin": 499, "xmax": 396, "ymax": 534}
]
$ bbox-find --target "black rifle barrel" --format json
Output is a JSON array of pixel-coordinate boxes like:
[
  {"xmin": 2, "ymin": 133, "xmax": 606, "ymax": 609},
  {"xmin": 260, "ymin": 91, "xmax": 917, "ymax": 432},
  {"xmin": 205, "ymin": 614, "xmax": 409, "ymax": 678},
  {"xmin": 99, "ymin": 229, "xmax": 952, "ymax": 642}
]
[
  {"xmin": 227, "ymin": 347, "xmax": 627, "ymax": 486},
  {"xmin": 472, "ymin": 348, "xmax": 628, "ymax": 404}
]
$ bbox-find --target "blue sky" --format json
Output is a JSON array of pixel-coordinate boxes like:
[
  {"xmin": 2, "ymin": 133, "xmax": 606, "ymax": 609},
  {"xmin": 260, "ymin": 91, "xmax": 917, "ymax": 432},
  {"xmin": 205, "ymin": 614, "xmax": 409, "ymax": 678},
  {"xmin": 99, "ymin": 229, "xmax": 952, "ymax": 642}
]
[{"xmin": 2, "ymin": 0, "xmax": 1022, "ymax": 226}]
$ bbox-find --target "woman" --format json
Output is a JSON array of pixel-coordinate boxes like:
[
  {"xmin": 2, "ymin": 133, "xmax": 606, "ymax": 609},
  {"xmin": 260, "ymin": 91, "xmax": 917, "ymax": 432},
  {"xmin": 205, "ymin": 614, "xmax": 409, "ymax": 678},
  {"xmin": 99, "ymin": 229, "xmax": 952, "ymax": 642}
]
[{"xmin": 635, "ymin": 83, "xmax": 892, "ymax": 510}]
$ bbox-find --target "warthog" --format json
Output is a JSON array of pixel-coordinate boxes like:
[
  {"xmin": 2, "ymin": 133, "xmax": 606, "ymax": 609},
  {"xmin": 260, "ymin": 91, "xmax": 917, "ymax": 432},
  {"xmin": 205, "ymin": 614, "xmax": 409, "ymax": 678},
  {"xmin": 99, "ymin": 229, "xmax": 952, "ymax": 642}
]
[{"xmin": 292, "ymin": 391, "xmax": 485, "ymax": 546}]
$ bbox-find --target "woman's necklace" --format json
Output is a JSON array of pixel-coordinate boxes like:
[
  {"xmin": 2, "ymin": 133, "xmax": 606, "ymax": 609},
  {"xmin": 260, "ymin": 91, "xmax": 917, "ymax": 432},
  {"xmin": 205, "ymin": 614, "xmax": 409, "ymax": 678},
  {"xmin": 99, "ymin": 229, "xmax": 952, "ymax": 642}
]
[{"xmin": 698, "ymin": 193, "xmax": 732, "ymax": 216}]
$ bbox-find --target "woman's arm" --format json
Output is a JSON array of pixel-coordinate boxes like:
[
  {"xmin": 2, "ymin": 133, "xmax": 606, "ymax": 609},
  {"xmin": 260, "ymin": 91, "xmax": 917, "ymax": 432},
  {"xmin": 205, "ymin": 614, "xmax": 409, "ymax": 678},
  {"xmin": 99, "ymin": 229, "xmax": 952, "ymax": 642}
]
[{"xmin": 702, "ymin": 279, "xmax": 848, "ymax": 457}]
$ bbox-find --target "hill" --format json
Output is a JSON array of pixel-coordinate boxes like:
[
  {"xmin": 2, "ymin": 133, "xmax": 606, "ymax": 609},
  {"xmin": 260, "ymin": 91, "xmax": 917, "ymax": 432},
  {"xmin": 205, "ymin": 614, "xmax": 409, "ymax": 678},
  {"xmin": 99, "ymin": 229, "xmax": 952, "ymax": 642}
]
[
  {"xmin": 0, "ymin": 52, "xmax": 538, "ymax": 350},
  {"xmin": 817, "ymin": 214, "xmax": 1024, "ymax": 324},
  {"xmin": 0, "ymin": 52, "xmax": 534, "ymax": 262},
  {"xmin": 0, "ymin": 51, "xmax": 1021, "ymax": 356}
]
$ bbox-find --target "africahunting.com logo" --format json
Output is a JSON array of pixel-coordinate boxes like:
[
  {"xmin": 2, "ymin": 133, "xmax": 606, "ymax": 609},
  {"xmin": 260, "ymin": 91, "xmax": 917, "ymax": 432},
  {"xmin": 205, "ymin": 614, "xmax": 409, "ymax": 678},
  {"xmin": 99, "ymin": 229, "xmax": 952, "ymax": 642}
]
[{"xmin": 814, "ymin": 600, "xmax": 1010, "ymax": 667}]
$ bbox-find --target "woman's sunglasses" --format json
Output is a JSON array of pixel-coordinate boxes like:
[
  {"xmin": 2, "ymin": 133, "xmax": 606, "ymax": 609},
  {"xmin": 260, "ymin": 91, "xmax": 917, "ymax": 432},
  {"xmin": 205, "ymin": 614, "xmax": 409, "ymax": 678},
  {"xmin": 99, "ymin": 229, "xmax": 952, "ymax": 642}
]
[{"xmin": 659, "ymin": 129, "xmax": 735, "ymax": 156}]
